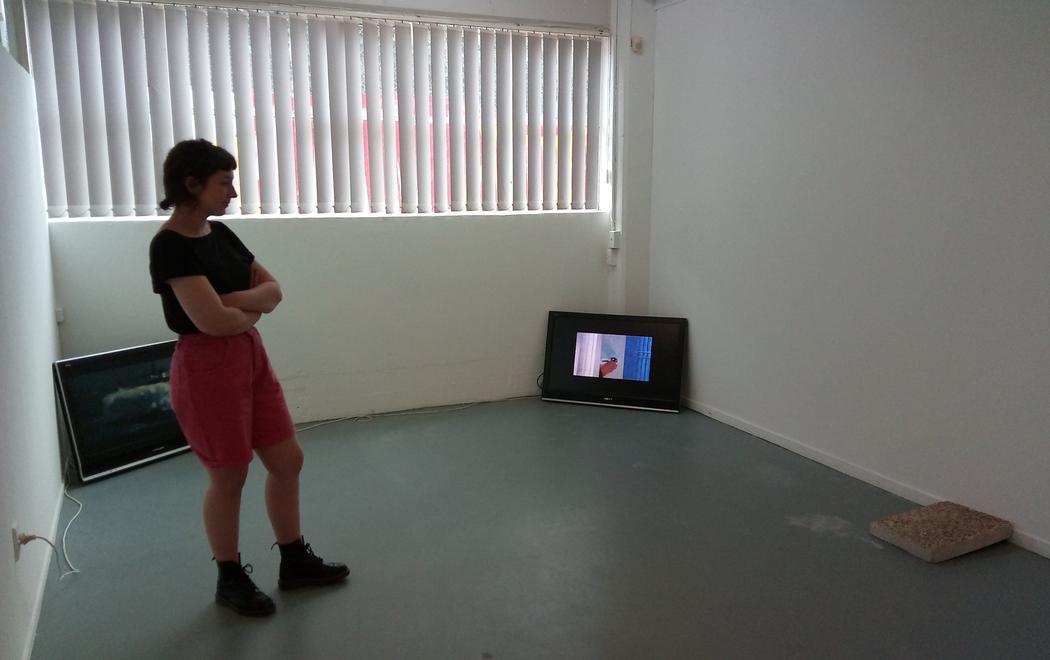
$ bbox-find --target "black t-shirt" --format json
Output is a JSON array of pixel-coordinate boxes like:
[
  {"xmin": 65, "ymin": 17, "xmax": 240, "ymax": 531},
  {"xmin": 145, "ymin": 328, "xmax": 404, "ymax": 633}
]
[{"xmin": 149, "ymin": 221, "xmax": 254, "ymax": 335}]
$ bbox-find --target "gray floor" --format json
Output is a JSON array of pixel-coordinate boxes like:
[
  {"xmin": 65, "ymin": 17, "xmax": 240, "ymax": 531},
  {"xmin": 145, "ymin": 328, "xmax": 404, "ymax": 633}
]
[{"xmin": 31, "ymin": 399, "xmax": 1050, "ymax": 659}]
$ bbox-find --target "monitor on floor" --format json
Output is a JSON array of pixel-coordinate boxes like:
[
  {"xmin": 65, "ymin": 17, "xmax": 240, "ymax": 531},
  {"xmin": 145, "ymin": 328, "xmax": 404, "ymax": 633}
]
[
  {"xmin": 541, "ymin": 311, "xmax": 687, "ymax": 412},
  {"xmin": 55, "ymin": 340, "xmax": 188, "ymax": 482}
]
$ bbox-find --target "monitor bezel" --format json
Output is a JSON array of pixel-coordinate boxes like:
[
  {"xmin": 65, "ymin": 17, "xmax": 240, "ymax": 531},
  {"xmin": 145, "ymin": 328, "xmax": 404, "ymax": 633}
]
[
  {"xmin": 541, "ymin": 311, "xmax": 688, "ymax": 413},
  {"xmin": 54, "ymin": 339, "xmax": 189, "ymax": 483}
]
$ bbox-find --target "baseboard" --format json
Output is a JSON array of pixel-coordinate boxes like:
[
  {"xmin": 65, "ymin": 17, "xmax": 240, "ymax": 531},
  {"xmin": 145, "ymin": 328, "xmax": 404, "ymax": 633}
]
[
  {"xmin": 683, "ymin": 397, "xmax": 1050, "ymax": 560},
  {"xmin": 1010, "ymin": 528, "xmax": 1050, "ymax": 557},
  {"xmin": 21, "ymin": 482, "xmax": 65, "ymax": 660}
]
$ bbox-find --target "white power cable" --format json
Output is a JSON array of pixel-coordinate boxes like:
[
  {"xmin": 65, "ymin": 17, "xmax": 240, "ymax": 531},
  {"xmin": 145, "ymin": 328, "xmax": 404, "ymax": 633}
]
[
  {"xmin": 59, "ymin": 486, "xmax": 84, "ymax": 576},
  {"xmin": 296, "ymin": 392, "xmax": 541, "ymax": 433},
  {"xmin": 19, "ymin": 458, "xmax": 84, "ymax": 580}
]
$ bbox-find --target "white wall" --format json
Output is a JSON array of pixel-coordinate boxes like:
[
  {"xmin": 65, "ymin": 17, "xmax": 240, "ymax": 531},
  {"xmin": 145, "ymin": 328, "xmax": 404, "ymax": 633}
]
[
  {"xmin": 608, "ymin": 0, "xmax": 654, "ymax": 314},
  {"xmin": 0, "ymin": 49, "xmax": 64, "ymax": 660},
  {"xmin": 650, "ymin": 0, "xmax": 1050, "ymax": 553},
  {"xmin": 50, "ymin": 212, "xmax": 611, "ymax": 421}
]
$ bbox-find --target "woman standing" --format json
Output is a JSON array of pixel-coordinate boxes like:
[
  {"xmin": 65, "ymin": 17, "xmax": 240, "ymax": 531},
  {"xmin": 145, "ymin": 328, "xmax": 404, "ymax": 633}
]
[{"xmin": 149, "ymin": 139, "xmax": 348, "ymax": 617}]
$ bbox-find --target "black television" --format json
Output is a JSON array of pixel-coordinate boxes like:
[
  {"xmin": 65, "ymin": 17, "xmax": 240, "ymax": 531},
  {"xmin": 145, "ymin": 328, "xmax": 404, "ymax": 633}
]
[
  {"xmin": 541, "ymin": 311, "xmax": 688, "ymax": 412},
  {"xmin": 54, "ymin": 340, "xmax": 189, "ymax": 483}
]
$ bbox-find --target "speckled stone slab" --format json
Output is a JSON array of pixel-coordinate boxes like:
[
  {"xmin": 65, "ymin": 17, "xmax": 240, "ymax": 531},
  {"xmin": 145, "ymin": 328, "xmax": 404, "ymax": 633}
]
[{"xmin": 870, "ymin": 501, "xmax": 1013, "ymax": 563}]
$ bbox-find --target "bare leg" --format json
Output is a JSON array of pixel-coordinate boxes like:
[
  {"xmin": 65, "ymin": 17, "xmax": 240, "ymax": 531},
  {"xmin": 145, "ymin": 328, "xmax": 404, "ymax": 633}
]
[
  {"xmin": 203, "ymin": 465, "xmax": 250, "ymax": 562},
  {"xmin": 256, "ymin": 437, "xmax": 304, "ymax": 545}
]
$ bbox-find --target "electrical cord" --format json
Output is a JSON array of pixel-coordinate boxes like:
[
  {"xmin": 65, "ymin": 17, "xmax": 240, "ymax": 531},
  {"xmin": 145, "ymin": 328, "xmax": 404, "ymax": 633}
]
[
  {"xmin": 17, "ymin": 534, "xmax": 79, "ymax": 580},
  {"xmin": 295, "ymin": 403, "xmax": 478, "ymax": 432},
  {"xmin": 295, "ymin": 390, "xmax": 543, "ymax": 433},
  {"xmin": 19, "ymin": 481, "xmax": 81, "ymax": 580},
  {"xmin": 59, "ymin": 487, "xmax": 83, "ymax": 577},
  {"xmin": 19, "ymin": 457, "xmax": 84, "ymax": 580}
]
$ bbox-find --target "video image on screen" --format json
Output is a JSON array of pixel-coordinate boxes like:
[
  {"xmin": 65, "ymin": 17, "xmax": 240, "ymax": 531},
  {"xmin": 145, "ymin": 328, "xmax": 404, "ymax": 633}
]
[
  {"xmin": 573, "ymin": 333, "xmax": 653, "ymax": 382},
  {"xmin": 64, "ymin": 358, "xmax": 174, "ymax": 449}
]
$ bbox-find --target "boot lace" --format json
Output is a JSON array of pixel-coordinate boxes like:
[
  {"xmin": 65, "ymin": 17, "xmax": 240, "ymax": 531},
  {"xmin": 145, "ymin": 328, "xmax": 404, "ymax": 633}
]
[
  {"xmin": 234, "ymin": 563, "xmax": 262, "ymax": 592},
  {"xmin": 271, "ymin": 539, "xmax": 322, "ymax": 564}
]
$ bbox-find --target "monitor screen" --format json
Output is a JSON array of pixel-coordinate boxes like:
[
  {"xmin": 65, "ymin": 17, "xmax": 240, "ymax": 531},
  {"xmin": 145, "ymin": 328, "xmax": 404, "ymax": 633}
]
[
  {"xmin": 573, "ymin": 333, "xmax": 653, "ymax": 382},
  {"xmin": 542, "ymin": 312, "xmax": 687, "ymax": 412},
  {"xmin": 55, "ymin": 340, "xmax": 188, "ymax": 482}
]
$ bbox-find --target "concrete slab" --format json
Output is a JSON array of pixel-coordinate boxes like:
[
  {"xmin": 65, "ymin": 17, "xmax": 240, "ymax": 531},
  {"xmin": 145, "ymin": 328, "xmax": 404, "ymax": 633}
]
[{"xmin": 870, "ymin": 501, "xmax": 1013, "ymax": 563}]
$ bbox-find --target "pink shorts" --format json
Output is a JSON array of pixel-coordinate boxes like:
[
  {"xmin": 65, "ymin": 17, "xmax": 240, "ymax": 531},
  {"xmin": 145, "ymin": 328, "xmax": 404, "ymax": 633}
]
[{"xmin": 170, "ymin": 327, "xmax": 295, "ymax": 468}]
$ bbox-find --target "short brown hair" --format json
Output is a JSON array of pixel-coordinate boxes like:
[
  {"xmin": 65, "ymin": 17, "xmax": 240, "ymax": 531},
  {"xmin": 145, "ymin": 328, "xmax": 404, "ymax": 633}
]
[{"xmin": 159, "ymin": 139, "xmax": 237, "ymax": 210}]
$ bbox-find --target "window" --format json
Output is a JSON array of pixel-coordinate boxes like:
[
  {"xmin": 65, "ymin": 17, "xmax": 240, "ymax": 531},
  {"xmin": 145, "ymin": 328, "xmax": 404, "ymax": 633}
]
[{"xmin": 26, "ymin": 0, "xmax": 610, "ymax": 218}]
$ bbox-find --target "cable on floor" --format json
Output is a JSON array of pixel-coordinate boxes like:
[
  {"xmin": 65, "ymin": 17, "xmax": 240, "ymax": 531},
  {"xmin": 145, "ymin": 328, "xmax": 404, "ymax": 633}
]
[
  {"xmin": 19, "ymin": 459, "xmax": 82, "ymax": 580},
  {"xmin": 295, "ymin": 390, "xmax": 542, "ymax": 434},
  {"xmin": 60, "ymin": 487, "xmax": 83, "ymax": 577}
]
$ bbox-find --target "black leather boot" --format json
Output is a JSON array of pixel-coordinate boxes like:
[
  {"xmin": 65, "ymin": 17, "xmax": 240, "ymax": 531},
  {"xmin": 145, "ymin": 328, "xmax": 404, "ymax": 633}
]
[
  {"xmin": 216, "ymin": 556, "xmax": 276, "ymax": 616},
  {"xmin": 277, "ymin": 537, "xmax": 350, "ymax": 590}
]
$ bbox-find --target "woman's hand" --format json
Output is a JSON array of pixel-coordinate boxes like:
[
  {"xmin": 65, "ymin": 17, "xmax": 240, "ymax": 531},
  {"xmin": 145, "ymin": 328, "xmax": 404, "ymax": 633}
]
[
  {"xmin": 168, "ymin": 276, "xmax": 264, "ymax": 336},
  {"xmin": 220, "ymin": 282, "xmax": 282, "ymax": 314},
  {"xmin": 220, "ymin": 261, "xmax": 283, "ymax": 314}
]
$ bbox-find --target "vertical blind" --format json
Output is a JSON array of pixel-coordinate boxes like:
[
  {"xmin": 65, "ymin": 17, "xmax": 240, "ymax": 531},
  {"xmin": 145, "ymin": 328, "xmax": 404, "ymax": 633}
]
[{"xmin": 26, "ymin": 0, "xmax": 609, "ymax": 218}]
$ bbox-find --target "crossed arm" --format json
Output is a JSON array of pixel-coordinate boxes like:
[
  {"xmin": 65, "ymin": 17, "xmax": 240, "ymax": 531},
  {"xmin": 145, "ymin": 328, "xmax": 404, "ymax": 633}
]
[
  {"xmin": 219, "ymin": 261, "xmax": 283, "ymax": 314},
  {"xmin": 168, "ymin": 261, "xmax": 283, "ymax": 337}
]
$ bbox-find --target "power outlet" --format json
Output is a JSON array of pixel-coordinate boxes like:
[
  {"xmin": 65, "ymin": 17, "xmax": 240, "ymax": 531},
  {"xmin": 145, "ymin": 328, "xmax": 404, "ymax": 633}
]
[{"xmin": 11, "ymin": 525, "xmax": 20, "ymax": 562}]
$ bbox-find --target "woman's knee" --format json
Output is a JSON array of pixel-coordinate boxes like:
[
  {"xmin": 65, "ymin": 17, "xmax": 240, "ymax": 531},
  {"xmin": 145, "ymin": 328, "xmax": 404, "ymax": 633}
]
[
  {"xmin": 207, "ymin": 464, "xmax": 250, "ymax": 494},
  {"xmin": 275, "ymin": 451, "xmax": 304, "ymax": 480},
  {"xmin": 259, "ymin": 438, "xmax": 303, "ymax": 480}
]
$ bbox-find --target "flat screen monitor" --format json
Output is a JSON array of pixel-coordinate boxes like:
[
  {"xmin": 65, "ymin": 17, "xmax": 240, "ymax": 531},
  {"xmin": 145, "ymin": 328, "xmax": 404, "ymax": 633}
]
[
  {"xmin": 541, "ymin": 311, "xmax": 687, "ymax": 412},
  {"xmin": 54, "ymin": 340, "xmax": 188, "ymax": 482}
]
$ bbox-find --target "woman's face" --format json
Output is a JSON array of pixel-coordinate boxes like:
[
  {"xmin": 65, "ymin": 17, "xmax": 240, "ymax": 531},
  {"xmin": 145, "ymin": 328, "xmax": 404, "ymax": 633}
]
[{"xmin": 192, "ymin": 170, "xmax": 238, "ymax": 215}]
